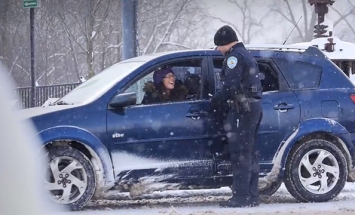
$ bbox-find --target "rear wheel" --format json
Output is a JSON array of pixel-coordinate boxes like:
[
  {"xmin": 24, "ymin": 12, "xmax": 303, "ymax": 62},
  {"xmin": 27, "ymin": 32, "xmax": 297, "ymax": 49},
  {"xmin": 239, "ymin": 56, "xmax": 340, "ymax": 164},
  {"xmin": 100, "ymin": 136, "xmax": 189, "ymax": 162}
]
[
  {"xmin": 284, "ymin": 139, "xmax": 347, "ymax": 202},
  {"xmin": 45, "ymin": 146, "xmax": 96, "ymax": 211}
]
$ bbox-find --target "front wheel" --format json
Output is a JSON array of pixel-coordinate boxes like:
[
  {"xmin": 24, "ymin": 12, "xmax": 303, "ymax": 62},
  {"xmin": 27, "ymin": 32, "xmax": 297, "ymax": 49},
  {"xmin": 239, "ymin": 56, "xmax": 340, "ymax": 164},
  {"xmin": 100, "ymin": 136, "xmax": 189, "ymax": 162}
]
[
  {"xmin": 284, "ymin": 139, "xmax": 348, "ymax": 202},
  {"xmin": 45, "ymin": 146, "xmax": 96, "ymax": 211}
]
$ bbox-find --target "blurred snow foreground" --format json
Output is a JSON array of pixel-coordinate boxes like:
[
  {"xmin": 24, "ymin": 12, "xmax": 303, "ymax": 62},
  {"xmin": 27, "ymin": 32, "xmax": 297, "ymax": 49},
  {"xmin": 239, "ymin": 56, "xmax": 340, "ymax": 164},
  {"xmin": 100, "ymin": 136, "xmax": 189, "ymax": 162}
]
[{"xmin": 0, "ymin": 63, "xmax": 65, "ymax": 214}]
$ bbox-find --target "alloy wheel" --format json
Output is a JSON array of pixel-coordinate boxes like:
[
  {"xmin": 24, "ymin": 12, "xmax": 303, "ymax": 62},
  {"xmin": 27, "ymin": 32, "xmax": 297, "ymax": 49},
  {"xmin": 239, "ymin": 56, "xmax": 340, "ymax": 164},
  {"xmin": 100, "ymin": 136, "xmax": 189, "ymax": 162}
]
[
  {"xmin": 46, "ymin": 156, "xmax": 88, "ymax": 204},
  {"xmin": 298, "ymin": 149, "xmax": 339, "ymax": 195}
]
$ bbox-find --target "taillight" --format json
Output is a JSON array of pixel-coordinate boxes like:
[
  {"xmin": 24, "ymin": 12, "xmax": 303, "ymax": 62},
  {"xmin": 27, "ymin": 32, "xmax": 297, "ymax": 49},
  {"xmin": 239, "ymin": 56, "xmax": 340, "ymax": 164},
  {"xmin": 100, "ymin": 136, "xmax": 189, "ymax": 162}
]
[{"xmin": 350, "ymin": 94, "xmax": 355, "ymax": 103}]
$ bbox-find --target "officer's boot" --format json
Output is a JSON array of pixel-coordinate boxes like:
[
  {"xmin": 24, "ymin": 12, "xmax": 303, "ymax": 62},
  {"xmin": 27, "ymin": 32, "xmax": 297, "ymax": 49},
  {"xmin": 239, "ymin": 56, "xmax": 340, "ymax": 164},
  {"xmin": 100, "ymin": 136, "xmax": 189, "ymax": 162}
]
[
  {"xmin": 219, "ymin": 174, "xmax": 257, "ymax": 208},
  {"xmin": 249, "ymin": 178, "xmax": 260, "ymax": 206},
  {"xmin": 219, "ymin": 195, "xmax": 254, "ymax": 208},
  {"xmin": 249, "ymin": 150, "xmax": 261, "ymax": 206}
]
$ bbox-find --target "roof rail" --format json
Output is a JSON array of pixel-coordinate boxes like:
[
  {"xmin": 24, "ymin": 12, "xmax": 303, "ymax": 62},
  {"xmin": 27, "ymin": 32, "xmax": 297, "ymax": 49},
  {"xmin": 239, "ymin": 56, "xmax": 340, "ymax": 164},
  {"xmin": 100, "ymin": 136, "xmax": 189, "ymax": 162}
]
[
  {"xmin": 245, "ymin": 44, "xmax": 309, "ymax": 51},
  {"xmin": 245, "ymin": 44, "xmax": 326, "ymax": 58}
]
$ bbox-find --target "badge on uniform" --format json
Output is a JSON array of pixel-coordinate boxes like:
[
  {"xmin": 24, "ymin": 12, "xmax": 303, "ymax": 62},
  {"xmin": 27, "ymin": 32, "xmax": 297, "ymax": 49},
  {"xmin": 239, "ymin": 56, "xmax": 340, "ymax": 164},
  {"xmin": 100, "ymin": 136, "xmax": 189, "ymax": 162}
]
[{"xmin": 227, "ymin": 56, "xmax": 238, "ymax": 69}]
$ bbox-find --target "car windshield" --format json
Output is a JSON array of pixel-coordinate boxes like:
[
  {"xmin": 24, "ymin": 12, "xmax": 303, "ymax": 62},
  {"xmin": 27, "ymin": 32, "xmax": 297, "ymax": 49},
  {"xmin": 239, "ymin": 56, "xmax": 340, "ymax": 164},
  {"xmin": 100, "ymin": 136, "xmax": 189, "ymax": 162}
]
[{"xmin": 55, "ymin": 61, "xmax": 145, "ymax": 105}]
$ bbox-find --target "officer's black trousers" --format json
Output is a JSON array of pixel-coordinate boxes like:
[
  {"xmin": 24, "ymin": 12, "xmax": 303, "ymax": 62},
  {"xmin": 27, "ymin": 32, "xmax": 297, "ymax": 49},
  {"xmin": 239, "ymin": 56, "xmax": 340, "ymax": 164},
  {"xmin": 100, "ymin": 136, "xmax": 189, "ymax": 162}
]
[{"xmin": 225, "ymin": 102, "xmax": 263, "ymax": 199}]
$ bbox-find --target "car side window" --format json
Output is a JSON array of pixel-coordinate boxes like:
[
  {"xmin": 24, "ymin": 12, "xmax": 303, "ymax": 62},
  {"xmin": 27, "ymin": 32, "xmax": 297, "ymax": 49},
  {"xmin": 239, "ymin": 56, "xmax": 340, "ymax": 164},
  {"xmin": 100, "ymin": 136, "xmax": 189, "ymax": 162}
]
[
  {"xmin": 212, "ymin": 58, "xmax": 280, "ymax": 93},
  {"xmin": 274, "ymin": 59, "xmax": 322, "ymax": 90},
  {"xmin": 258, "ymin": 62, "xmax": 280, "ymax": 92},
  {"xmin": 211, "ymin": 58, "xmax": 224, "ymax": 92},
  {"xmin": 124, "ymin": 72, "xmax": 152, "ymax": 104},
  {"xmin": 123, "ymin": 58, "xmax": 203, "ymax": 105}
]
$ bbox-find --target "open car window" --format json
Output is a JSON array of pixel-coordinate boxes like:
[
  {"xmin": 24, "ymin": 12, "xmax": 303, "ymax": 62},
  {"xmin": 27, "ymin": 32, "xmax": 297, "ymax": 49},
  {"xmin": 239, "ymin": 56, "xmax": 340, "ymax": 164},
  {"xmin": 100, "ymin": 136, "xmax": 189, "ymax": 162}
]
[
  {"xmin": 123, "ymin": 58, "xmax": 203, "ymax": 105},
  {"xmin": 212, "ymin": 58, "xmax": 280, "ymax": 94}
]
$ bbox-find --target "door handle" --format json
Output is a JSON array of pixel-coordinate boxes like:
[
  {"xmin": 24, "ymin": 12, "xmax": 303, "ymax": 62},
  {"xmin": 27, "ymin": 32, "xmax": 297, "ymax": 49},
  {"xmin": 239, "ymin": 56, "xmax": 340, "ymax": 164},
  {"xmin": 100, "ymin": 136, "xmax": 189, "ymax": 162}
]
[
  {"xmin": 198, "ymin": 110, "xmax": 209, "ymax": 116},
  {"xmin": 186, "ymin": 110, "xmax": 208, "ymax": 120},
  {"xmin": 274, "ymin": 103, "xmax": 294, "ymax": 112},
  {"xmin": 186, "ymin": 113, "xmax": 200, "ymax": 118}
]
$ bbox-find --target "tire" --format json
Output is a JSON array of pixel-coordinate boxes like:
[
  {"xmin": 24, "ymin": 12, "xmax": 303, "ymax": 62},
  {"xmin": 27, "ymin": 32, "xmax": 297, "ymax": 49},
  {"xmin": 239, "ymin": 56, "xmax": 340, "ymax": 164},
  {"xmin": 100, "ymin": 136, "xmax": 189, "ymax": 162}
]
[
  {"xmin": 284, "ymin": 139, "xmax": 348, "ymax": 202},
  {"xmin": 45, "ymin": 146, "xmax": 96, "ymax": 211},
  {"xmin": 259, "ymin": 180, "xmax": 282, "ymax": 196}
]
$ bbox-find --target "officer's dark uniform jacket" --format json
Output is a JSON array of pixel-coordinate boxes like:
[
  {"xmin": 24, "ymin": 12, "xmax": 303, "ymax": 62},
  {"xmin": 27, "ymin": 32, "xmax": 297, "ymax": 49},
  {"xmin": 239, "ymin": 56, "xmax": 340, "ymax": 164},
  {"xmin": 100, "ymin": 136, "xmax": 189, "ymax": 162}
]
[{"xmin": 213, "ymin": 42, "xmax": 262, "ymax": 112}]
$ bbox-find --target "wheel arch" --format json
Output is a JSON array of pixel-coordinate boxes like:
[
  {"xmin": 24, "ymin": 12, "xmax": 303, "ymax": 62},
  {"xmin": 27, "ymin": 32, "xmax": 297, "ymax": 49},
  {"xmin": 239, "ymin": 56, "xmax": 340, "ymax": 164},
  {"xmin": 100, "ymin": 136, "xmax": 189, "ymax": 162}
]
[
  {"xmin": 264, "ymin": 118, "xmax": 355, "ymax": 183},
  {"xmin": 39, "ymin": 126, "xmax": 115, "ymax": 197},
  {"xmin": 285, "ymin": 131, "xmax": 353, "ymax": 177}
]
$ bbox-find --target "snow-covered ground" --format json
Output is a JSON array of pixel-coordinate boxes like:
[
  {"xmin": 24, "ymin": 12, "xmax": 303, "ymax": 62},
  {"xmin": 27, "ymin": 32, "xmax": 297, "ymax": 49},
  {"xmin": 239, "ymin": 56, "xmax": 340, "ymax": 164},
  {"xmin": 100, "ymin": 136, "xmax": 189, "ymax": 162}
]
[{"xmin": 52, "ymin": 182, "xmax": 355, "ymax": 215}]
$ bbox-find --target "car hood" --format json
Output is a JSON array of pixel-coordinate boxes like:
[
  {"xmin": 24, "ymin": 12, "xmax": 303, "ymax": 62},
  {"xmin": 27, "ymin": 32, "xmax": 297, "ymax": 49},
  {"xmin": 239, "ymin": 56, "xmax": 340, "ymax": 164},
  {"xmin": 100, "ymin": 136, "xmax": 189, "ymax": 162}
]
[{"xmin": 18, "ymin": 105, "xmax": 78, "ymax": 120}]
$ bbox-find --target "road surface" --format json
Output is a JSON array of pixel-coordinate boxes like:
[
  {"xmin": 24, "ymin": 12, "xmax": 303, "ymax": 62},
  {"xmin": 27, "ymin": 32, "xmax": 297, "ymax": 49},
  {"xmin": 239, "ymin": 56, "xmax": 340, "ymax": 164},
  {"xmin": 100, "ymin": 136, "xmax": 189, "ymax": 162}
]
[{"xmin": 57, "ymin": 183, "xmax": 355, "ymax": 215}]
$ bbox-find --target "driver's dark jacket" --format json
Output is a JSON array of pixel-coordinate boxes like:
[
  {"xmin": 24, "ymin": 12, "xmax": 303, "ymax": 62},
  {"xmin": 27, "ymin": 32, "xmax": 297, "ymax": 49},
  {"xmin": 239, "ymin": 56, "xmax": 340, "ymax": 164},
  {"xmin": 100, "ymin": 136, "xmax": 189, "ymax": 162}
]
[{"xmin": 211, "ymin": 42, "xmax": 262, "ymax": 112}]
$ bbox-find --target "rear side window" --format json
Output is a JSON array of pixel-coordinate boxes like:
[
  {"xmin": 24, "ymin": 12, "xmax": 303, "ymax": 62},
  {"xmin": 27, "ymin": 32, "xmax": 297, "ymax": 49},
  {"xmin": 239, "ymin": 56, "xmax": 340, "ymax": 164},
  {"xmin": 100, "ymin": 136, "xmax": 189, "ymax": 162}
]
[
  {"xmin": 274, "ymin": 59, "xmax": 322, "ymax": 90},
  {"xmin": 211, "ymin": 58, "xmax": 224, "ymax": 91}
]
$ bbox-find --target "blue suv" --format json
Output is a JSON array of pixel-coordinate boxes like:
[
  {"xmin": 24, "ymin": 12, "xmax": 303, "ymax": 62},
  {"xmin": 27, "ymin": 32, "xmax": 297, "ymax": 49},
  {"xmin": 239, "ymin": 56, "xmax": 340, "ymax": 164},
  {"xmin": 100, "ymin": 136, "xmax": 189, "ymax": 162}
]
[{"xmin": 21, "ymin": 45, "xmax": 355, "ymax": 210}]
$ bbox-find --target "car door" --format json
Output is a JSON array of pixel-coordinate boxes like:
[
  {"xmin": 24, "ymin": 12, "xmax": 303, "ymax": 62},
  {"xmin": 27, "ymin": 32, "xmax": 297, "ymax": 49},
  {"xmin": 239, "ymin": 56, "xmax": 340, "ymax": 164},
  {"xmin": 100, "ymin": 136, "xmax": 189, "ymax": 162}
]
[
  {"xmin": 210, "ymin": 57, "xmax": 301, "ymax": 175},
  {"xmin": 257, "ymin": 59, "xmax": 302, "ymax": 165},
  {"xmin": 106, "ymin": 57, "xmax": 217, "ymax": 183}
]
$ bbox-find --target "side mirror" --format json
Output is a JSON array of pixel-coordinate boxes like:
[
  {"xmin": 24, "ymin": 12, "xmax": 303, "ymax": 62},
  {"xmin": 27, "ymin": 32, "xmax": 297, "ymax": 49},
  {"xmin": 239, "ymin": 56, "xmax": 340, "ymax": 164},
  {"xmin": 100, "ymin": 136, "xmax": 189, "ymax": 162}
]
[{"xmin": 109, "ymin": 92, "xmax": 137, "ymax": 108}]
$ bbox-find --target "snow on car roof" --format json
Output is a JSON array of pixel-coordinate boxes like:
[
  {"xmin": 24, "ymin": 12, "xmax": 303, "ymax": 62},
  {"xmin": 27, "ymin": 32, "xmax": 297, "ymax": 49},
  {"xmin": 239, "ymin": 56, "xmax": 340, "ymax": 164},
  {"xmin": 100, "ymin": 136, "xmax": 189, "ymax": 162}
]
[{"xmin": 290, "ymin": 37, "xmax": 355, "ymax": 60}]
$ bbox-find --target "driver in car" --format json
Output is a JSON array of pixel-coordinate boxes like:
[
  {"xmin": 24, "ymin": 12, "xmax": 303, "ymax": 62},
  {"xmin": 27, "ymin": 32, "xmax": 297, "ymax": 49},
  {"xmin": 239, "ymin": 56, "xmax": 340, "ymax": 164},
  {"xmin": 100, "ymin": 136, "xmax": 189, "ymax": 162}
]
[{"xmin": 142, "ymin": 68, "xmax": 188, "ymax": 104}]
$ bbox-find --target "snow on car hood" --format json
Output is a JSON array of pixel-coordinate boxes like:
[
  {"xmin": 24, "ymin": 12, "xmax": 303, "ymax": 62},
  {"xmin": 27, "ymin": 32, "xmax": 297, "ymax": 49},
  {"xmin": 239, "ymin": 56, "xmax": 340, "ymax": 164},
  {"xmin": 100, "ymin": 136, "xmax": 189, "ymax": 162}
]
[{"xmin": 17, "ymin": 105, "xmax": 78, "ymax": 120}]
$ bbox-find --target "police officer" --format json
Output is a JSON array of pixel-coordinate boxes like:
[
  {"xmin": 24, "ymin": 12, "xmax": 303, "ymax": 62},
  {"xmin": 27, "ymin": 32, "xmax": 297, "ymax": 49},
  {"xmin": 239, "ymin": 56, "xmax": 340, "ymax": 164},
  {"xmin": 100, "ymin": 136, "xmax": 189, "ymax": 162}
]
[{"xmin": 211, "ymin": 25, "xmax": 263, "ymax": 208}]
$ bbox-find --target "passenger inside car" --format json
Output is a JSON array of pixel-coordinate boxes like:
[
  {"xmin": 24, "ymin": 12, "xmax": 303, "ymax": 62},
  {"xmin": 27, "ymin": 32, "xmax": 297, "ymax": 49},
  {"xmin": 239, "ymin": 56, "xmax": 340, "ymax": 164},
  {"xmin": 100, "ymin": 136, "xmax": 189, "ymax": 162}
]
[
  {"xmin": 184, "ymin": 74, "xmax": 201, "ymax": 100},
  {"xmin": 141, "ymin": 67, "xmax": 188, "ymax": 104},
  {"xmin": 258, "ymin": 64, "xmax": 279, "ymax": 92}
]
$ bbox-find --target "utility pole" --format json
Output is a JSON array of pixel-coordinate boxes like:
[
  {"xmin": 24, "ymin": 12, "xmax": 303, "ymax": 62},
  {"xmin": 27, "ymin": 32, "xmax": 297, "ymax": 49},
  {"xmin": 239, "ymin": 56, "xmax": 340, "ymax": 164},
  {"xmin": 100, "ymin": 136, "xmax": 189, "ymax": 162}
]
[
  {"xmin": 30, "ymin": 8, "xmax": 35, "ymax": 107},
  {"xmin": 121, "ymin": 0, "xmax": 137, "ymax": 60},
  {"xmin": 23, "ymin": 0, "xmax": 40, "ymax": 107},
  {"xmin": 308, "ymin": 0, "xmax": 335, "ymax": 38}
]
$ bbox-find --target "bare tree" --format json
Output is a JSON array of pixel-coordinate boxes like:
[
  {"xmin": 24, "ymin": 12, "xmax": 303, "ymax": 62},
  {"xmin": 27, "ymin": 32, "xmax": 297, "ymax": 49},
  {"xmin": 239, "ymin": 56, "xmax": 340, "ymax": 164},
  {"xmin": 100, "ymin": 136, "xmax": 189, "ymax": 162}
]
[
  {"xmin": 6, "ymin": 0, "xmax": 354, "ymax": 89},
  {"xmin": 268, "ymin": 0, "xmax": 355, "ymax": 43},
  {"xmin": 97, "ymin": 2, "xmax": 123, "ymax": 71},
  {"xmin": 201, "ymin": 0, "xmax": 267, "ymax": 44},
  {"xmin": 34, "ymin": 3, "xmax": 69, "ymax": 85},
  {"xmin": 330, "ymin": 0, "xmax": 355, "ymax": 41},
  {"xmin": 137, "ymin": 0, "xmax": 209, "ymax": 55},
  {"xmin": 268, "ymin": 0, "xmax": 317, "ymax": 43},
  {"xmin": 55, "ymin": 0, "xmax": 115, "ymax": 79},
  {"xmin": 0, "ymin": 0, "xmax": 32, "ymax": 87},
  {"xmin": 2, "ymin": 0, "xmax": 210, "ymax": 87},
  {"xmin": 0, "ymin": 0, "xmax": 10, "ymax": 65},
  {"xmin": 168, "ymin": 1, "xmax": 215, "ymax": 49}
]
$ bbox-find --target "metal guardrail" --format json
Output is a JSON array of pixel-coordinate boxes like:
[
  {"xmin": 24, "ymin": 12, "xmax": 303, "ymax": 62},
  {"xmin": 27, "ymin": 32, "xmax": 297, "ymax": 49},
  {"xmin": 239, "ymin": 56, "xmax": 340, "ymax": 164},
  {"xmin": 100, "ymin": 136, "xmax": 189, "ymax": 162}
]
[
  {"xmin": 15, "ymin": 83, "xmax": 80, "ymax": 109},
  {"xmin": 14, "ymin": 77, "xmax": 152, "ymax": 109}
]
